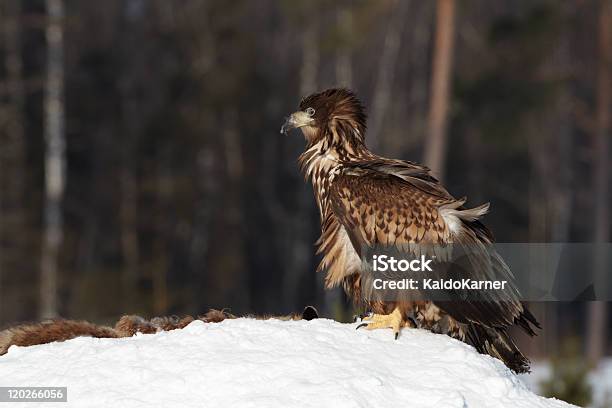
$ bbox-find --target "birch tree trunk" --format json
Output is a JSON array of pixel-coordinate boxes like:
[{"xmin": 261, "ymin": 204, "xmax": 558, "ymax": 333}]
[
  {"xmin": 40, "ymin": 0, "xmax": 65, "ymax": 319},
  {"xmin": 587, "ymin": 0, "xmax": 611, "ymax": 365},
  {"xmin": 423, "ymin": 0, "xmax": 456, "ymax": 180}
]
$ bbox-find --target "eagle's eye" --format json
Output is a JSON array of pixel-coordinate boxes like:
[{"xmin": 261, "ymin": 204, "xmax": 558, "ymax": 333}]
[{"xmin": 306, "ymin": 107, "xmax": 315, "ymax": 117}]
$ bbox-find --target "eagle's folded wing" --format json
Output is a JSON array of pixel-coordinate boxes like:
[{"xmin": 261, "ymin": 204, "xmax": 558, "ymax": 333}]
[{"xmin": 329, "ymin": 160, "xmax": 537, "ymax": 331}]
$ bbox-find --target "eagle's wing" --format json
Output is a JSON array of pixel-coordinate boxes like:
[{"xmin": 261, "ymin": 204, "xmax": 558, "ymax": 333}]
[{"xmin": 328, "ymin": 159, "xmax": 532, "ymax": 330}]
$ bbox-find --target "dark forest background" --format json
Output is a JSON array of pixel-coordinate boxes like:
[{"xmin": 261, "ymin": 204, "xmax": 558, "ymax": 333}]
[{"xmin": 0, "ymin": 0, "xmax": 611, "ymax": 382}]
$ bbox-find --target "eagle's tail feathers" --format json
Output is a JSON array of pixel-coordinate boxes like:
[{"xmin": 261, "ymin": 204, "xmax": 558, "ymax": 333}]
[
  {"xmin": 465, "ymin": 323, "xmax": 531, "ymax": 374},
  {"xmin": 514, "ymin": 306, "xmax": 541, "ymax": 336}
]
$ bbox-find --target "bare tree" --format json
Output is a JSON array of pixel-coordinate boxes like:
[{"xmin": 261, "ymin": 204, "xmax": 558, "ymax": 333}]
[
  {"xmin": 423, "ymin": 0, "xmax": 456, "ymax": 180},
  {"xmin": 587, "ymin": 0, "xmax": 611, "ymax": 365},
  {"xmin": 299, "ymin": 19, "xmax": 318, "ymax": 97},
  {"xmin": 40, "ymin": 0, "xmax": 65, "ymax": 319},
  {"xmin": 0, "ymin": 0, "xmax": 27, "ymax": 321},
  {"xmin": 118, "ymin": 4, "xmax": 144, "ymax": 306},
  {"xmin": 544, "ymin": 30, "xmax": 574, "ymax": 356},
  {"xmin": 335, "ymin": 5, "xmax": 352, "ymax": 88},
  {"xmin": 368, "ymin": 0, "xmax": 409, "ymax": 151},
  {"xmin": 220, "ymin": 108, "xmax": 249, "ymax": 310},
  {"xmin": 283, "ymin": 17, "xmax": 320, "ymax": 311}
]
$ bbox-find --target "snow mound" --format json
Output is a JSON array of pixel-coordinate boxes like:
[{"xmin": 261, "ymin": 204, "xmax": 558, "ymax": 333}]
[{"xmin": 0, "ymin": 318, "xmax": 574, "ymax": 408}]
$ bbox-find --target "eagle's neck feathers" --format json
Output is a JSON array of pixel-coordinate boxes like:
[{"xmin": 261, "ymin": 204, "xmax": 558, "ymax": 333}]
[
  {"xmin": 297, "ymin": 122, "xmax": 373, "ymax": 289},
  {"xmin": 298, "ymin": 124, "xmax": 372, "ymax": 220}
]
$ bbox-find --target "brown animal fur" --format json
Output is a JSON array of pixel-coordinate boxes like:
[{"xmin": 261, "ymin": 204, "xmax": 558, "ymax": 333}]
[
  {"xmin": 0, "ymin": 306, "xmax": 318, "ymax": 355},
  {"xmin": 0, "ymin": 320, "xmax": 119, "ymax": 355}
]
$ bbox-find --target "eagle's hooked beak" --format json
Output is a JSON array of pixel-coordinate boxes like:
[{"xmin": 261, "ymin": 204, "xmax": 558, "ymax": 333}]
[{"xmin": 280, "ymin": 111, "xmax": 314, "ymax": 134}]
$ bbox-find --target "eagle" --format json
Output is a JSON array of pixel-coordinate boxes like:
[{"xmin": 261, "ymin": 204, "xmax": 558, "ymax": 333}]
[{"xmin": 281, "ymin": 88, "xmax": 540, "ymax": 373}]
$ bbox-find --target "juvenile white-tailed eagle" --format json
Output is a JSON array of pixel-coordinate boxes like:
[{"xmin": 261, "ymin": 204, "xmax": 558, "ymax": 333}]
[{"xmin": 281, "ymin": 88, "xmax": 540, "ymax": 373}]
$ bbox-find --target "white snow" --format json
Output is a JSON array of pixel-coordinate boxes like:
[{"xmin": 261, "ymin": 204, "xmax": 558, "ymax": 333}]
[{"xmin": 0, "ymin": 318, "xmax": 575, "ymax": 408}]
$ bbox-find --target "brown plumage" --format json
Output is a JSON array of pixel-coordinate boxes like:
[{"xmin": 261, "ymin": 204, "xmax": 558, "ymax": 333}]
[
  {"xmin": 0, "ymin": 307, "xmax": 318, "ymax": 355},
  {"xmin": 282, "ymin": 88, "xmax": 540, "ymax": 373}
]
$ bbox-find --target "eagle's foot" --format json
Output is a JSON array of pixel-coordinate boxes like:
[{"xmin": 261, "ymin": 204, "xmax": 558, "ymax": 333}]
[{"xmin": 355, "ymin": 307, "xmax": 409, "ymax": 339}]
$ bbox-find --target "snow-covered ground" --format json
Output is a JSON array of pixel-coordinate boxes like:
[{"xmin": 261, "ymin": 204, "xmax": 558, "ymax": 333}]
[{"xmin": 1, "ymin": 318, "xmax": 574, "ymax": 408}]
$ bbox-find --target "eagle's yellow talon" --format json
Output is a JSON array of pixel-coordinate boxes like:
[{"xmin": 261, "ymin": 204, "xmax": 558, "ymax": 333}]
[{"xmin": 355, "ymin": 307, "xmax": 408, "ymax": 339}]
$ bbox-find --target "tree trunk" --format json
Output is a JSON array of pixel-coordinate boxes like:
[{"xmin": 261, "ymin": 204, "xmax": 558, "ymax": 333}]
[
  {"xmin": 299, "ymin": 20, "xmax": 318, "ymax": 97},
  {"xmin": 423, "ymin": 0, "xmax": 456, "ymax": 180},
  {"xmin": 0, "ymin": 0, "xmax": 27, "ymax": 322},
  {"xmin": 368, "ymin": 0, "xmax": 409, "ymax": 151},
  {"xmin": 40, "ymin": 0, "xmax": 65, "ymax": 319},
  {"xmin": 118, "ymin": 65, "xmax": 141, "ymax": 306},
  {"xmin": 284, "ymin": 19, "xmax": 320, "ymax": 311},
  {"xmin": 546, "ymin": 35, "xmax": 573, "ymax": 357},
  {"xmin": 206, "ymin": 108, "xmax": 249, "ymax": 311},
  {"xmin": 120, "ymin": 167, "xmax": 139, "ymax": 296},
  {"xmin": 586, "ymin": 0, "xmax": 611, "ymax": 365},
  {"xmin": 526, "ymin": 120, "xmax": 547, "ymax": 360},
  {"xmin": 335, "ymin": 5, "xmax": 352, "ymax": 88}
]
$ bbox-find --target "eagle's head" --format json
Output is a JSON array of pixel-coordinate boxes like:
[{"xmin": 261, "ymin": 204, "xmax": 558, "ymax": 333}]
[{"xmin": 281, "ymin": 88, "xmax": 366, "ymax": 148}]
